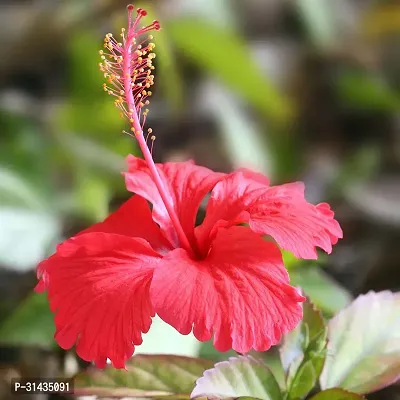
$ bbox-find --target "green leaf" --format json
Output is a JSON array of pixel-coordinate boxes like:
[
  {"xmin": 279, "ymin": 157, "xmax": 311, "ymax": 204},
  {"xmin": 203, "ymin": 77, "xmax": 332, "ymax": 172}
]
[
  {"xmin": 59, "ymin": 133, "xmax": 125, "ymax": 174},
  {"xmin": 249, "ymin": 349, "xmax": 286, "ymax": 390},
  {"xmin": 199, "ymin": 340, "xmax": 237, "ymax": 362},
  {"xmin": 75, "ymin": 172, "xmax": 110, "ymax": 221},
  {"xmin": 336, "ymin": 71, "xmax": 400, "ymax": 111},
  {"xmin": 287, "ymin": 359, "xmax": 318, "ymax": 400},
  {"xmin": 191, "ymin": 356, "xmax": 282, "ymax": 400},
  {"xmin": 167, "ymin": 18, "xmax": 292, "ymax": 122},
  {"xmin": 74, "ymin": 355, "xmax": 213, "ymax": 398},
  {"xmin": 0, "ymin": 208, "xmax": 60, "ymax": 270},
  {"xmin": 280, "ymin": 300, "xmax": 327, "ymax": 399},
  {"xmin": 0, "ymin": 292, "xmax": 55, "ymax": 348},
  {"xmin": 280, "ymin": 300, "xmax": 327, "ymax": 372},
  {"xmin": 310, "ymin": 388, "xmax": 366, "ymax": 399},
  {"xmin": 320, "ymin": 291, "xmax": 400, "ymax": 394},
  {"xmin": 290, "ymin": 267, "xmax": 352, "ymax": 315}
]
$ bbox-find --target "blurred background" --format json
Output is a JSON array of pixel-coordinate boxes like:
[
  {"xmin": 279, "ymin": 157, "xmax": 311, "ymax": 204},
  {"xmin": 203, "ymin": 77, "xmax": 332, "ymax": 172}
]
[{"xmin": 0, "ymin": 0, "xmax": 399, "ymax": 399}]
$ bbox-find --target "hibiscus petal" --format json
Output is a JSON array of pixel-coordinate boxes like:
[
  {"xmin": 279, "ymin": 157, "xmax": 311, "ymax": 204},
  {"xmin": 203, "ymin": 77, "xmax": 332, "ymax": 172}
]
[
  {"xmin": 248, "ymin": 184, "xmax": 343, "ymax": 259},
  {"xmin": 80, "ymin": 194, "xmax": 172, "ymax": 252},
  {"xmin": 36, "ymin": 233, "xmax": 161, "ymax": 368},
  {"xmin": 198, "ymin": 171, "xmax": 342, "ymax": 259},
  {"xmin": 124, "ymin": 155, "xmax": 224, "ymax": 246},
  {"xmin": 196, "ymin": 171, "xmax": 267, "ymax": 248},
  {"xmin": 151, "ymin": 226, "xmax": 305, "ymax": 354}
]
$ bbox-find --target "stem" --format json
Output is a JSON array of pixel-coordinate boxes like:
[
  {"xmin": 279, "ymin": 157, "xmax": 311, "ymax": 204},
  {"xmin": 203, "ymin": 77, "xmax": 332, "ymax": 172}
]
[{"xmin": 123, "ymin": 44, "xmax": 194, "ymax": 256}]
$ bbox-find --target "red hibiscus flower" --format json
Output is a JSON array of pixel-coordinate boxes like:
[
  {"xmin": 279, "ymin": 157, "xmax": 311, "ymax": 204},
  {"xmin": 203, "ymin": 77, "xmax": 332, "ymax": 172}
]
[{"xmin": 35, "ymin": 5, "xmax": 342, "ymax": 369}]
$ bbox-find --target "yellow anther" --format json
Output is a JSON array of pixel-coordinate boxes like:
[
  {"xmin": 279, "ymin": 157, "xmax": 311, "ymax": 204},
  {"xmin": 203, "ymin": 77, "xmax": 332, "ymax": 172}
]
[
  {"xmin": 99, "ymin": 50, "xmax": 104, "ymax": 55},
  {"xmin": 148, "ymin": 35, "xmax": 153, "ymax": 40},
  {"xmin": 130, "ymin": 118, "xmax": 134, "ymax": 123},
  {"xmin": 120, "ymin": 90, "xmax": 124, "ymax": 95},
  {"xmin": 151, "ymin": 135, "xmax": 156, "ymax": 141},
  {"xmin": 148, "ymin": 128, "xmax": 153, "ymax": 134}
]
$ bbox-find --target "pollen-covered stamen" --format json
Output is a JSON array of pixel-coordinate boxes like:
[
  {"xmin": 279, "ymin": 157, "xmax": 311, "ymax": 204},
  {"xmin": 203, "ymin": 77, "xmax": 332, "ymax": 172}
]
[{"xmin": 99, "ymin": 6, "xmax": 159, "ymax": 122}]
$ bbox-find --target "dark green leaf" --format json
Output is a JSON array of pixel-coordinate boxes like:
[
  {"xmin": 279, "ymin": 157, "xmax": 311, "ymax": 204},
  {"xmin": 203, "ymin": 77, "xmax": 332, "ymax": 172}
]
[
  {"xmin": 310, "ymin": 388, "xmax": 366, "ymax": 399},
  {"xmin": 336, "ymin": 71, "xmax": 400, "ymax": 111},
  {"xmin": 280, "ymin": 300, "xmax": 327, "ymax": 399},
  {"xmin": 191, "ymin": 356, "xmax": 282, "ymax": 400},
  {"xmin": 74, "ymin": 355, "xmax": 213, "ymax": 398},
  {"xmin": 0, "ymin": 292, "xmax": 55, "ymax": 348}
]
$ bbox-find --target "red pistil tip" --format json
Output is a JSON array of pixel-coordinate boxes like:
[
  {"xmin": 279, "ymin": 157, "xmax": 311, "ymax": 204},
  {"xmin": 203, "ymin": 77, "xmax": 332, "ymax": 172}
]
[
  {"xmin": 127, "ymin": 4, "xmax": 134, "ymax": 11},
  {"xmin": 137, "ymin": 8, "xmax": 147, "ymax": 17},
  {"xmin": 152, "ymin": 20, "xmax": 161, "ymax": 30}
]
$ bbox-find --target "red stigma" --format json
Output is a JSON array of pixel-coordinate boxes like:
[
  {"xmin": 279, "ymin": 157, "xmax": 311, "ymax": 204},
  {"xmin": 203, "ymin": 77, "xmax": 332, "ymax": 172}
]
[
  {"xmin": 152, "ymin": 20, "xmax": 161, "ymax": 30},
  {"xmin": 127, "ymin": 4, "xmax": 134, "ymax": 11},
  {"xmin": 137, "ymin": 8, "xmax": 147, "ymax": 17}
]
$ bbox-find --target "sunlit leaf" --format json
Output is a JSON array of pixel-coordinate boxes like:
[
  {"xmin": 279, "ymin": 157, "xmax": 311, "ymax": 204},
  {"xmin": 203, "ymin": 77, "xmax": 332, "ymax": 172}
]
[
  {"xmin": 249, "ymin": 349, "xmax": 286, "ymax": 390},
  {"xmin": 296, "ymin": 0, "xmax": 338, "ymax": 48},
  {"xmin": 167, "ymin": 18, "xmax": 292, "ymax": 122},
  {"xmin": 310, "ymin": 388, "xmax": 366, "ymax": 399},
  {"xmin": 0, "ymin": 292, "xmax": 55, "ymax": 348},
  {"xmin": 290, "ymin": 267, "xmax": 352, "ymax": 315},
  {"xmin": 202, "ymin": 81, "xmax": 272, "ymax": 176},
  {"xmin": 74, "ymin": 355, "xmax": 213, "ymax": 398},
  {"xmin": 0, "ymin": 167, "xmax": 45, "ymax": 209},
  {"xmin": 320, "ymin": 291, "xmax": 400, "ymax": 394},
  {"xmin": 0, "ymin": 208, "xmax": 60, "ymax": 270},
  {"xmin": 135, "ymin": 316, "xmax": 202, "ymax": 357},
  {"xmin": 191, "ymin": 356, "xmax": 282, "ymax": 400}
]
